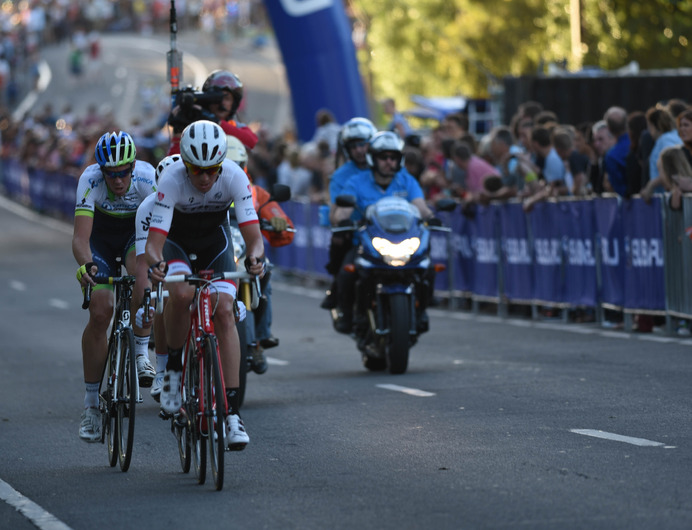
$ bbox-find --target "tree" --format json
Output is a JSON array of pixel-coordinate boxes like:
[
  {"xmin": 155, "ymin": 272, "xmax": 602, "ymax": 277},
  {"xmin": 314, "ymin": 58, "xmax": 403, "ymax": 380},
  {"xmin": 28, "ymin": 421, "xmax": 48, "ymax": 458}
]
[{"xmin": 351, "ymin": 0, "xmax": 692, "ymax": 111}]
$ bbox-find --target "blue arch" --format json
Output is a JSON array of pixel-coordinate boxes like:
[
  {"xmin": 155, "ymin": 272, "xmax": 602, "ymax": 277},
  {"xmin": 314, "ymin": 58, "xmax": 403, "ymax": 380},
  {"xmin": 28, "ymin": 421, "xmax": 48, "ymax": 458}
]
[{"xmin": 263, "ymin": 0, "xmax": 369, "ymax": 142}]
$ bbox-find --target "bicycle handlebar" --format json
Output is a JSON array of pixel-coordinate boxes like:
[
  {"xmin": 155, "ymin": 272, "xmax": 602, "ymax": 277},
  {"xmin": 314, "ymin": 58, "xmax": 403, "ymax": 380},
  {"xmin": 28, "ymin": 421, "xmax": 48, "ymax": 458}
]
[{"xmin": 81, "ymin": 275, "xmax": 136, "ymax": 310}]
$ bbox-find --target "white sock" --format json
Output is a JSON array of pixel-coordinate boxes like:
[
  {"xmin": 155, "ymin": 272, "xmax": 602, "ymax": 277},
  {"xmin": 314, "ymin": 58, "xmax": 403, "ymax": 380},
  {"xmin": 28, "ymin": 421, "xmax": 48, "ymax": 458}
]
[
  {"xmin": 84, "ymin": 382, "xmax": 99, "ymax": 409},
  {"xmin": 156, "ymin": 352, "xmax": 168, "ymax": 374},
  {"xmin": 134, "ymin": 334, "xmax": 150, "ymax": 358}
]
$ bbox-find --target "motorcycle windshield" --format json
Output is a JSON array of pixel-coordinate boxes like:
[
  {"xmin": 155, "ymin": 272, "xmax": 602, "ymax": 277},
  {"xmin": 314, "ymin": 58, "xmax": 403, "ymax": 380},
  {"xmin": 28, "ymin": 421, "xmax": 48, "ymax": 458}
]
[{"xmin": 365, "ymin": 197, "xmax": 420, "ymax": 233}]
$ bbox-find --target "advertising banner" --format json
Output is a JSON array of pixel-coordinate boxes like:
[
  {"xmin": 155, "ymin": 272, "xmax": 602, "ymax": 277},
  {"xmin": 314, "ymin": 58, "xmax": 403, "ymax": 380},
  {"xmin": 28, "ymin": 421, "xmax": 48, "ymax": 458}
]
[
  {"xmin": 560, "ymin": 200, "xmax": 597, "ymax": 307},
  {"xmin": 499, "ymin": 202, "xmax": 532, "ymax": 301},
  {"xmin": 621, "ymin": 198, "xmax": 665, "ymax": 310},
  {"xmin": 593, "ymin": 197, "xmax": 624, "ymax": 307},
  {"xmin": 529, "ymin": 201, "xmax": 563, "ymax": 304},
  {"xmin": 472, "ymin": 204, "xmax": 499, "ymax": 298}
]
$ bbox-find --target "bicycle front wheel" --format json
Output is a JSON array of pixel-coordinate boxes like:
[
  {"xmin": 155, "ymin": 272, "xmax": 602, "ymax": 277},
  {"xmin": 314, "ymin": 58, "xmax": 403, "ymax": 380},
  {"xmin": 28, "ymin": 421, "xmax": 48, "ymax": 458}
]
[
  {"xmin": 104, "ymin": 340, "xmax": 118, "ymax": 467},
  {"xmin": 204, "ymin": 334, "xmax": 225, "ymax": 491},
  {"xmin": 187, "ymin": 340, "xmax": 206, "ymax": 484},
  {"xmin": 116, "ymin": 328, "xmax": 136, "ymax": 472}
]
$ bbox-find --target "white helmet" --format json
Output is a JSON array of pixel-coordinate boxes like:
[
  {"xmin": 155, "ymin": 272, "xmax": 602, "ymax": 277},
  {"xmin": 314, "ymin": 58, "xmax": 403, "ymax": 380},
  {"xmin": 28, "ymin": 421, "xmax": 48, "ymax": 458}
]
[
  {"xmin": 339, "ymin": 117, "xmax": 377, "ymax": 160},
  {"xmin": 225, "ymin": 135, "xmax": 248, "ymax": 169},
  {"xmin": 155, "ymin": 154, "xmax": 181, "ymax": 183},
  {"xmin": 366, "ymin": 131, "xmax": 405, "ymax": 170},
  {"xmin": 180, "ymin": 120, "xmax": 227, "ymax": 167}
]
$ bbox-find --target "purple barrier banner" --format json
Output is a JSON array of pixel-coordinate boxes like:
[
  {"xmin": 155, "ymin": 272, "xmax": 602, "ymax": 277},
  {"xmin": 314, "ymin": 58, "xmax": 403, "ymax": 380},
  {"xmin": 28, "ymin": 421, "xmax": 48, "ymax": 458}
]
[
  {"xmin": 559, "ymin": 200, "xmax": 597, "ymax": 307},
  {"xmin": 622, "ymin": 197, "xmax": 665, "ymax": 310},
  {"xmin": 2, "ymin": 158, "xmax": 27, "ymax": 201},
  {"xmin": 529, "ymin": 201, "xmax": 563, "ymax": 304},
  {"xmin": 453, "ymin": 211, "xmax": 475, "ymax": 293},
  {"xmin": 308, "ymin": 202, "xmax": 330, "ymax": 275},
  {"xmin": 593, "ymin": 197, "xmax": 624, "ymax": 307},
  {"xmin": 499, "ymin": 202, "xmax": 532, "ymax": 301},
  {"xmin": 263, "ymin": 0, "xmax": 369, "ymax": 142},
  {"xmin": 430, "ymin": 212, "xmax": 450, "ymax": 291},
  {"xmin": 61, "ymin": 173, "xmax": 78, "ymax": 218},
  {"xmin": 472, "ymin": 204, "xmax": 499, "ymax": 298}
]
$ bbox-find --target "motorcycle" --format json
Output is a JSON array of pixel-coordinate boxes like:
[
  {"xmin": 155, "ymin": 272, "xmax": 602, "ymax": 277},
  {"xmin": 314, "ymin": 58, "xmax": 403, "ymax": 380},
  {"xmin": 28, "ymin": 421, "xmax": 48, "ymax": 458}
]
[
  {"xmin": 332, "ymin": 195, "xmax": 456, "ymax": 374},
  {"xmin": 229, "ymin": 184, "xmax": 292, "ymax": 405}
]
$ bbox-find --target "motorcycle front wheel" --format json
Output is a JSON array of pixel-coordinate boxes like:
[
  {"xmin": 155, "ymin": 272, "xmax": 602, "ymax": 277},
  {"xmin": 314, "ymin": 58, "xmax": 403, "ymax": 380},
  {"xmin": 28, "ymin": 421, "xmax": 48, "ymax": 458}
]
[{"xmin": 386, "ymin": 293, "xmax": 411, "ymax": 374}]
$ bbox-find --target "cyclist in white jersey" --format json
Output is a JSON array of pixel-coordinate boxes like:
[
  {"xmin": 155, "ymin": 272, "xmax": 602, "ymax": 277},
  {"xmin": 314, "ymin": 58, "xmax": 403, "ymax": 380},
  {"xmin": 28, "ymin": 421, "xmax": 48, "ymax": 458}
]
[
  {"xmin": 145, "ymin": 120, "xmax": 265, "ymax": 450},
  {"xmin": 73, "ymin": 131, "xmax": 157, "ymax": 443}
]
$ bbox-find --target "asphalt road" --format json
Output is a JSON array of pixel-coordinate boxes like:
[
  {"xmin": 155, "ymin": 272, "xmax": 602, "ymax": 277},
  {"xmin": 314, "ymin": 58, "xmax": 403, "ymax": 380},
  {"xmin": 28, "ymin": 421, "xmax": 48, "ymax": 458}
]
[{"xmin": 2, "ymin": 30, "xmax": 692, "ymax": 530}]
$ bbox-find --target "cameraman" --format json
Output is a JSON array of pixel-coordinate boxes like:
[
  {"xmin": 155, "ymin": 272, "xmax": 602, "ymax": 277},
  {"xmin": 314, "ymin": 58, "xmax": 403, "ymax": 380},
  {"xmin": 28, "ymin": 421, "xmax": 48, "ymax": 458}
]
[{"xmin": 167, "ymin": 70, "xmax": 258, "ymax": 155}]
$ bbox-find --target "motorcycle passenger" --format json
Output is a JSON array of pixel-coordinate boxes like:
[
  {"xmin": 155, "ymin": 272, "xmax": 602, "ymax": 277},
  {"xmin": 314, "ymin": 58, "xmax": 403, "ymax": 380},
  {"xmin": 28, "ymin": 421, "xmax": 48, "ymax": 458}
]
[
  {"xmin": 332, "ymin": 131, "xmax": 435, "ymax": 334},
  {"xmin": 225, "ymin": 135, "xmax": 294, "ymax": 374},
  {"xmin": 73, "ymin": 131, "xmax": 158, "ymax": 442},
  {"xmin": 321, "ymin": 117, "xmax": 377, "ymax": 311},
  {"xmin": 146, "ymin": 121, "xmax": 265, "ymax": 451}
]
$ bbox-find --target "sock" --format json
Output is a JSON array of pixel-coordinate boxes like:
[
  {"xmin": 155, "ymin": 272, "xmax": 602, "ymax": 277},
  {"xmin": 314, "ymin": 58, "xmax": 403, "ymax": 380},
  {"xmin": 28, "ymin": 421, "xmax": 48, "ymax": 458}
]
[
  {"xmin": 156, "ymin": 352, "xmax": 168, "ymax": 374},
  {"xmin": 134, "ymin": 334, "xmax": 150, "ymax": 358},
  {"xmin": 84, "ymin": 381, "xmax": 100, "ymax": 409},
  {"xmin": 226, "ymin": 388, "xmax": 240, "ymax": 416},
  {"xmin": 166, "ymin": 347, "xmax": 183, "ymax": 371}
]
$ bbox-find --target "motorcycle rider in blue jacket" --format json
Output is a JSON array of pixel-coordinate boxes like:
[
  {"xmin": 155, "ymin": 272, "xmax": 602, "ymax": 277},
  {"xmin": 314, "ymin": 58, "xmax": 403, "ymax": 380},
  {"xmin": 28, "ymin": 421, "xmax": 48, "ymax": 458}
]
[{"xmin": 332, "ymin": 131, "xmax": 435, "ymax": 334}]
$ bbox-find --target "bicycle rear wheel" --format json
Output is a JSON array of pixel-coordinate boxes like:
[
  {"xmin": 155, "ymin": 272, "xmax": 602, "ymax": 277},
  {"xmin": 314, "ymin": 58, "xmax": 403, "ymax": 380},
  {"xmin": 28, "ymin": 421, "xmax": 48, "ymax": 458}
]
[
  {"xmin": 116, "ymin": 328, "xmax": 136, "ymax": 472},
  {"xmin": 237, "ymin": 321, "xmax": 248, "ymax": 407},
  {"xmin": 187, "ymin": 342, "xmax": 206, "ymax": 484},
  {"xmin": 204, "ymin": 334, "xmax": 225, "ymax": 491},
  {"xmin": 104, "ymin": 340, "xmax": 118, "ymax": 467}
]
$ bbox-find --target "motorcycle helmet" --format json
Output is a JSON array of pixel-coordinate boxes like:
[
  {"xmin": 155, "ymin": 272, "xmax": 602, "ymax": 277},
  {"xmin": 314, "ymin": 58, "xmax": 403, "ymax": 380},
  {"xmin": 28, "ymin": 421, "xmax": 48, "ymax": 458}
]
[
  {"xmin": 366, "ymin": 131, "xmax": 404, "ymax": 171},
  {"xmin": 339, "ymin": 117, "xmax": 377, "ymax": 160},
  {"xmin": 155, "ymin": 154, "xmax": 181, "ymax": 184},
  {"xmin": 94, "ymin": 131, "xmax": 136, "ymax": 168},
  {"xmin": 202, "ymin": 70, "xmax": 243, "ymax": 118},
  {"xmin": 225, "ymin": 135, "xmax": 248, "ymax": 169},
  {"xmin": 180, "ymin": 120, "xmax": 227, "ymax": 167}
]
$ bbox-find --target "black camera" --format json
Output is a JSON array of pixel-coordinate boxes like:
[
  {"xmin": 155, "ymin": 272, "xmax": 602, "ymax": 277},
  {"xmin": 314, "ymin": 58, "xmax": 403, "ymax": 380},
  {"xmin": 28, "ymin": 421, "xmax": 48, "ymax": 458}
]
[{"xmin": 168, "ymin": 86, "xmax": 224, "ymax": 131}]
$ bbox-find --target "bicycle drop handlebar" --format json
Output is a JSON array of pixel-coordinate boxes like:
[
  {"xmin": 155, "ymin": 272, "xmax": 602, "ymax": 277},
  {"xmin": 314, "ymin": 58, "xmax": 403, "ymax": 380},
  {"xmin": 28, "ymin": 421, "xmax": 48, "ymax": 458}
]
[{"xmin": 82, "ymin": 275, "xmax": 136, "ymax": 310}]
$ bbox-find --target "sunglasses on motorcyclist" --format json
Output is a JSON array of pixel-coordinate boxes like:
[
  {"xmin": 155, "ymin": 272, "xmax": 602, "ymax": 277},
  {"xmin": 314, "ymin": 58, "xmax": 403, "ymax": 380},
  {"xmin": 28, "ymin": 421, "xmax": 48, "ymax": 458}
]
[
  {"xmin": 101, "ymin": 164, "xmax": 133, "ymax": 179},
  {"xmin": 184, "ymin": 161, "xmax": 223, "ymax": 176},
  {"xmin": 376, "ymin": 153, "xmax": 400, "ymax": 162}
]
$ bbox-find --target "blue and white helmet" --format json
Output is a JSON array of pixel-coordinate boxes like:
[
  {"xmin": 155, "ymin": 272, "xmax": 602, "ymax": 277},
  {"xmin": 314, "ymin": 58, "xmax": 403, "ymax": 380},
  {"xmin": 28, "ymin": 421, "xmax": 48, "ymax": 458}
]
[
  {"xmin": 365, "ymin": 131, "xmax": 405, "ymax": 170},
  {"xmin": 94, "ymin": 131, "xmax": 136, "ymax": 167}
]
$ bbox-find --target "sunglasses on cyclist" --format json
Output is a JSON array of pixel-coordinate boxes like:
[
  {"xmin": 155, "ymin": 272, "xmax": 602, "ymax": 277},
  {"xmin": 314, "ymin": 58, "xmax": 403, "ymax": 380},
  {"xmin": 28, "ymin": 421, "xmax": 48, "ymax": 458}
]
[
  {"xmin": 101, "ymin": 165, "xmax": 133, "ymax": 179},
  {"xmin": 376, "ymin": 153, "xmax": 400, "ymax": 162},
  {"xmin": 184, "ymin": 161, "xmax": 223, "ymax": 176}
]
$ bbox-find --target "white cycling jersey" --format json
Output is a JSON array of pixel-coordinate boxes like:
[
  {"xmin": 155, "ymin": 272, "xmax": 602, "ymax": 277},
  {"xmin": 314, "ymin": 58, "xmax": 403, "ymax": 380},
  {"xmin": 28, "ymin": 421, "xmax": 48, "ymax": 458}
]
[
  {"xmin": 75, "ymin": 162, "xmax": 157, "ymax": 219},
  {"xmin": 135, "ymin": 193, "xmax": 156, "ymax": 256},
  {"xmin": 149, "ymin": 158, "xmax": 258, "ymax": 239}
]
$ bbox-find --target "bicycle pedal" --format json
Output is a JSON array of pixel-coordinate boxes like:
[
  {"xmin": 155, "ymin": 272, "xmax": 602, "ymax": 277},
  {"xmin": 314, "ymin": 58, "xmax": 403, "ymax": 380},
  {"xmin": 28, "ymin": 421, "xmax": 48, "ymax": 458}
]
[{"xmin": 159, "ymin": 410, "xmax": 173, "ymax": 420}]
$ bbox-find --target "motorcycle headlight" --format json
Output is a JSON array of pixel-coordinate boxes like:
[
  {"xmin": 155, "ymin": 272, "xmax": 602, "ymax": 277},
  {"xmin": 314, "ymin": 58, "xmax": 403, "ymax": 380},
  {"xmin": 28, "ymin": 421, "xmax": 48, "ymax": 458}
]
[{"xmin": 371, "ymin": 237, "xmax": 420, "ymax": 266}]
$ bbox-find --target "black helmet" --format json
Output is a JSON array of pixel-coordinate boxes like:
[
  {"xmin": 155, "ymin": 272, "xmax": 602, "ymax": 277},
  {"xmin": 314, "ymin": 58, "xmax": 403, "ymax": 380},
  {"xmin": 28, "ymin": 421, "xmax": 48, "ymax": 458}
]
[{"xmin": 202, "ymin": 70, "xmax": 243, "ymax": 118}]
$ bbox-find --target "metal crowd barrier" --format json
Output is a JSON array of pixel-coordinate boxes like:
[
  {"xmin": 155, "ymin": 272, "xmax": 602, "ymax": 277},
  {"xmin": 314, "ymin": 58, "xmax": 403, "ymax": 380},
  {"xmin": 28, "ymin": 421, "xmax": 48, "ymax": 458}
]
[{"xmin": 3, "ymin": 157, "xmax": 691, "ymax": 334}]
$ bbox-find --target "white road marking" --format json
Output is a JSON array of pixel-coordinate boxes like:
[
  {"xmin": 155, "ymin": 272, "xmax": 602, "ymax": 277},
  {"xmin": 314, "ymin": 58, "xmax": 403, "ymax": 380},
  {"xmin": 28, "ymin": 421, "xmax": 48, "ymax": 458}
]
[
  {"xmin": 0, "ymin": 478, "xmax": 73, "ymax": 530},
  {"xmin": 267, "ymin": 357, "xmax": 288, "ymax": 366},
  {"xmin": 10, "ymin": 280, "xmax": 26, "ymax": 291},
  {"xmin": 49, "ymin": 299, "xmax": 69, "ymax": 310},
  {"xmin": 570, "ymin": 429, "xmax": 672, "ymax": 447},
  {"xmin": 376, "ymin": 384, "xmax": 435, "ymax": 397}
]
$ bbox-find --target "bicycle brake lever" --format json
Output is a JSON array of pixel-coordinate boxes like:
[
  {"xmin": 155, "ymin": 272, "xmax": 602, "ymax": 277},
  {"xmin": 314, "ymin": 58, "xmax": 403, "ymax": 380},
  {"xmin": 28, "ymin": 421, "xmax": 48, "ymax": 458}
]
[
  {"xmin": 156, "ymin": 282, "xmax": 164, "ymax": 314},
  {"xmin": 82, "ymin": 284, "xmax": 92, "ymax": 310}
]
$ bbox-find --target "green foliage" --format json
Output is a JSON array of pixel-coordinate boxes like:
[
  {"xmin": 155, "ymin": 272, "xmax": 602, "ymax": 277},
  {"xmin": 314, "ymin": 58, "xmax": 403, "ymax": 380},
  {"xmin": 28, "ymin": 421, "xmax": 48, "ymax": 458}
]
[{"xmin": 351, "ymin": 0, "xmax": 692, "ymax": 111}]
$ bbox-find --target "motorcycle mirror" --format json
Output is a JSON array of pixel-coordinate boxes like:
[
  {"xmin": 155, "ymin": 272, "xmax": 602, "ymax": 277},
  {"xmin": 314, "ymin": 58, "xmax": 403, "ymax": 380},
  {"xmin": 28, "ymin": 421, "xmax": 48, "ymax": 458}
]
[
  {"xmin": 270, "ymin": 184, "xmax": 291, "ymax": 203},
  {"xmin": 435, "ymin": 198, "xmax": 457, "ymax": 212},
  {"xmin": 335, "ymin": 194, "xmax": 357, "ymax": 208}
]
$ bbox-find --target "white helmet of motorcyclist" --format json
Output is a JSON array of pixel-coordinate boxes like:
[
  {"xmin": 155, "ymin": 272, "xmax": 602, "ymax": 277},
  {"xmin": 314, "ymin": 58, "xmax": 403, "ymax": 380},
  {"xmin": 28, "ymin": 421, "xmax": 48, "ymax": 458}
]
[
  {"xmin": 339, "ymin": 117, "xmax": 377, "ymax": 162},
  {"xmin": 225, "ymin": 135, "xmax": 248, "ymax": 169},
  {"xmin": 366, "ymin": 131, "xmax": 405, "ymax": 174}
]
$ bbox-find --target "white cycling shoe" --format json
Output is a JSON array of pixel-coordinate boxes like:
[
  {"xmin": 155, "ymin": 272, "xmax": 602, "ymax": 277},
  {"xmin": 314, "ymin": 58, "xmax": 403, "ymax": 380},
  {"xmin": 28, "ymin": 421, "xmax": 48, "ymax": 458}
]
[
  {"xmin": 225, "ymin": 414, "xmax": 249, "ymax": 451},
  {"xmin": 160, "ymin": 369, "xmax": 183, "ymax": 415},
  {"xmin": 150, "ymin": 371, "xmax": 164, "ymax": 402}
]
